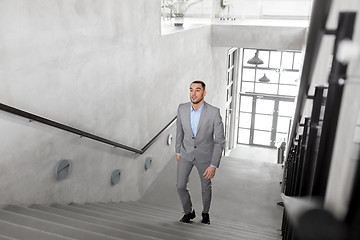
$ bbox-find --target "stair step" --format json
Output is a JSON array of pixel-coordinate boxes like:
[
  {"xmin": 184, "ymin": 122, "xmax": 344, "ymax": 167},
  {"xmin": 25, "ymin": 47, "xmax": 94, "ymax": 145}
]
[
  {"xmin": 132, "ymin": 201, "xmax": 280, "ymax": 234},
  {"xmin": 75, "ymin": 202, "xmax": 278, "ymax": 240},
  {"xmin": 52, "ymin": 204, "xmax": 231, "ymax": 240},
  {"xmin": 0, "ymin": 219, "xmax": 74, "ymax": 240},
  {"xmin": 93, "ymin": 202, "xmax": 280, "ymax": 240},
  {"xmin": 130, "ymin": 201, "xmax": 281, "ymax": 236},
  {"xmin": 0, "ymin": 208, "xmax": 120, "ymax": 240},
  {"xmin": 0, "ymin": 201, "xmax": 281, "ymax": 240},
  {"xmin": 30, "ymin": 204, "xmax": 193, "ymax": 240},
  {"xmin": 3, "ymin": 205, "xmax": 152, "ymax": 240},
  {"xmin": 0, "ymin": 233, "xmax": 18, "ymax": 240}
]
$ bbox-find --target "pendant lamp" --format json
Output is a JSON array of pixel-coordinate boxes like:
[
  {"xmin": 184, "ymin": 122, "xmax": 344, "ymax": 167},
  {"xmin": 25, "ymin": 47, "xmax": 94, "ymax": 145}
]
[
  {"xmin": 258, "ymin": 74, "xmax": 270, "ymax": 83},
  {"xmin": 247, "ymin": 50, "xmax": 264, "ymax": 65}
]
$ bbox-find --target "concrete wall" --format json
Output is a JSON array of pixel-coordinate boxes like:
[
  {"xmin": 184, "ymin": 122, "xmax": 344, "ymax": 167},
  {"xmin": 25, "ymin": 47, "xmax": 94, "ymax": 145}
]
[
  {"xmin": 0, "ymin": 0, "xmax": 225, "ymax": 206},
  {"xmin": 211, "ymin": 24, "xmax": 307, "ymax": 50},
  {"xmin": 0, "ymin": 0, "xmax": 309, "ymax": 207}
]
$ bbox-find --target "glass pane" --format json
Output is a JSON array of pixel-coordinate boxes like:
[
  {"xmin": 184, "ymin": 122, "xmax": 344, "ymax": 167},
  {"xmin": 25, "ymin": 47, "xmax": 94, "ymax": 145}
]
[
  {"xmin": 256, "ymin": 69, "xmax": 279, "ymax": 84},
  {"xmin": 229, "ymin": 52, "xmax": 234, "ymax": 67},
  {"xmin": 255, "ymin": 99, "xmax": 274, "ymax": 114},
  {"xmin": 258, "ymin": 50, "xmax": 269, "ymax": 67},
  {"xmin": 278, "ymin": 85, "xmax": 298, "ymax": 96},
  {"xmin": 240, "ymin": 96, "xmax": 253, "ymax": 112},
  {"xmin": 278, "ymin": 101, "xmax": 295, "ymax": 117},
  {"xmin": 243, "ymin": 49, "xmax": 257, "ymax": 67},
  {"xmin": 281, "ymin": 52, "xmax": 294, "ymax": 69},
  {"xmin": 280, "ymin": 71, "xmax": 299, "ymax": 84},
  {"xmin": 242, "ymin": 68, "xmax": 255, "ymax": 81},
  {"xmin": 277, "ymin": 116, "xmax": 291, "ymax": 132},
  {"xmin": 241, "ymin": 82, "xmax": 254, "ymax": 92},
  {"xmin": 269, "ymin": 51, "xmax": 281, "ymax": 68},
  {"xmin": 293, "ymin": 52, "xmax": 302, "ymax": 70},
  {"xmin": 254, "ymin": 114, "xmax": 273, "ymax": 131},
  {"xmin": 276, "ymin": 133, "xmax": 288, "ymax": 146},
  {"xmin": 238, "ymin": 128, "xmax": 250, "ymax": 144},
  {"xmin": 253, "ymin": 130, "xmax": 271, "ymax": 146},
  {"xmin": 239, "ymin": 112, "xmax": 252, "ymax": 128},
  {"xmin": 255, "ymin": 83, "xmax": 278, "ymax": 94}
]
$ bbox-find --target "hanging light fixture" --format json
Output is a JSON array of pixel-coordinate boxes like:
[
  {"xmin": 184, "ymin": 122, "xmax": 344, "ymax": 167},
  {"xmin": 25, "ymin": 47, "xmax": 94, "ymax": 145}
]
[
  {"xmin": 247, "ymin": 50, "xmax": 264, "ymax": 65},
  {"xmin": 258, "ymin": 74, "xmax": 270, "ymax": 83}
]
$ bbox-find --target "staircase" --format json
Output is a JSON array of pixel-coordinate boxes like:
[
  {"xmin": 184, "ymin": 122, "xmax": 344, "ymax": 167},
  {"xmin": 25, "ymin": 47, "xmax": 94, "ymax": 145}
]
[{"xmin": 0, "ymin": 201, "xmax": 281, "ymax": 240}]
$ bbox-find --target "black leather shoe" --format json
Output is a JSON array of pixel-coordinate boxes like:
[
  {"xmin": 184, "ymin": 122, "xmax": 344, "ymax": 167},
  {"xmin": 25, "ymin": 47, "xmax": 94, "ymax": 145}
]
[
  {"xmin": 201, "ymin": 212, "xmax": 210, "ymax": 224},
  {"xmin": 180, "ymin": 210, "xmax": 196, "ymax": 223}
]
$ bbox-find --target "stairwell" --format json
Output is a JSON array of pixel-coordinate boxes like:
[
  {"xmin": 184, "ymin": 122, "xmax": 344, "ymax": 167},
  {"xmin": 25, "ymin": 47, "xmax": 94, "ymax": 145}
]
[
  {"xmin": 0, "ymin": 151, "xmax": 283, "ymax": 239},
  {"xmin": 0, "ymin": 201, "xmax": 281, "ymax": 240}
]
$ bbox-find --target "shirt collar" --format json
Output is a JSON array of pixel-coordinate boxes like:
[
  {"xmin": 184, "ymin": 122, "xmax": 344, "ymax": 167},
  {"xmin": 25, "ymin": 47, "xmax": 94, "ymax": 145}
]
[{"xmin": 191, "ymin": 102, "xmax": 204, "ymax": 112}]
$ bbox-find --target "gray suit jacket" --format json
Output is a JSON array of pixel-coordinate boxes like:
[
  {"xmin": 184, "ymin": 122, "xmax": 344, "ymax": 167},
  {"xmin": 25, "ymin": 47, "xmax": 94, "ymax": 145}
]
[{"xmin": 175, "ymin": 102, "xmax": 225, "ymax": 168}]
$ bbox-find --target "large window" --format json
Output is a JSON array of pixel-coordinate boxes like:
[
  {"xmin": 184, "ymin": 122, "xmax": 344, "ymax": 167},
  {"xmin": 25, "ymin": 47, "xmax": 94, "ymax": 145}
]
[
  {"xmin": 241, "ymin": 49, "xmax": 301, "ymax": 96},
  {"xmin": 238, "ymin": 48, "xmax": 302, "ymax": 147}
]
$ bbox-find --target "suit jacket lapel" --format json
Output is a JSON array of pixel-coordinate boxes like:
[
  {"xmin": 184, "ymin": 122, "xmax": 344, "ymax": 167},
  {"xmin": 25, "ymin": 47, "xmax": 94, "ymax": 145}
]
[
  {"xmin": 184, "ymin": 102, "xmax": 193, "ymax": 136},
  {"xmin": 196, "ymin": 102, "xmax": 207, "ymax": 136}
]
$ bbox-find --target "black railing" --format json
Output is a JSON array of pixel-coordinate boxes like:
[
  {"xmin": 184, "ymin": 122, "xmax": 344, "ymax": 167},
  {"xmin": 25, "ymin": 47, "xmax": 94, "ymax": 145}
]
[
  {"xmin": 287, "ymin": 0, "xmax": 333, "ymax": 153},
  {"xmin": 0, "ymin": 102, "xmax": 177, "ymax": 154},
  {"xmin": 281, "ymin": 194, "xmax": 347, "ymax": 240},
  {"xmin": 280, "ymin": 2, "xmax": 358, "ymax": 239},
  {"xmin": 311, "ymin": 11, "xmax": 357, "ymax": 197}
]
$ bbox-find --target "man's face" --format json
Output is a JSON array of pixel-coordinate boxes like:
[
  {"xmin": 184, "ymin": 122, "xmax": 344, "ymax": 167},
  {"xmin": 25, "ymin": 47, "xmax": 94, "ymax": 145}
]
[{"xmin": 190, "ymin": 83, "xmax": 206, "ymax": 104}]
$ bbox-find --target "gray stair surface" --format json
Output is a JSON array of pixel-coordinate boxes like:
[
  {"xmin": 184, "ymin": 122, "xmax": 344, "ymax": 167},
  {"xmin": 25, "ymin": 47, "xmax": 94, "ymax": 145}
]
[{"xmin": 0, "ymin": 201, "xmax": 281, "ymax": 240}]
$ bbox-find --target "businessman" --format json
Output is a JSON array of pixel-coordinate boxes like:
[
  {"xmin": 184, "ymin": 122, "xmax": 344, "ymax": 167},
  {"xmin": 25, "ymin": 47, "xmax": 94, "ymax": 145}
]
[{"xmin": 175, "ymin": 80, "xmax": 225, "ymax": 224}]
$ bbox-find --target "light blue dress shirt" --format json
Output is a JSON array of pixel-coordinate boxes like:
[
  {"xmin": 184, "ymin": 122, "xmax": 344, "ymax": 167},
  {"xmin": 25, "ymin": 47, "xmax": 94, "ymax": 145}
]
[{"xmin": 190, "ymin": 103, "xmax": 204, "ymax": 137}]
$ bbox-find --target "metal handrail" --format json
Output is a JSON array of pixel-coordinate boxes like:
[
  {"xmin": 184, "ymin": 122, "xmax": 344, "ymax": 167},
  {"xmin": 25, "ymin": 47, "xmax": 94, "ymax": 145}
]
[
  {"xmin": 281, "ymin": 194, "xmax": 346, "ymax": 240},
  {"xmin": 287, "ymin": 0, "xmax": 333, "ymax": 155},
  {"xmin": 0, "ymin": 102, "xmax": 177, "ymax": 154}
]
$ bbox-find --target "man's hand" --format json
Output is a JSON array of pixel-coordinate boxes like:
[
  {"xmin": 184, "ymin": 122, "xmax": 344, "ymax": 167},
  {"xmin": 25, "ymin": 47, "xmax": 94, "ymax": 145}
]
[
  {"xmin": 203, "ymin": 166, "xmax": 216, "ymax": 180},
  {"xmin": 176, "ymin": 154, "xmax": 180, "ymax": 162}
]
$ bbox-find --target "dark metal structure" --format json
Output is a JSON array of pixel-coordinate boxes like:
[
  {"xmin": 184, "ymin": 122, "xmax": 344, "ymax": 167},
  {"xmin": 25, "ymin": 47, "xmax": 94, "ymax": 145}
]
[
  {"xmin": 0, "ymin": 102, "xmax": 177, "ymax": 154},
  {"xmin": 280, "ymin": 0, "xmax": 358, "ymax": 239}
]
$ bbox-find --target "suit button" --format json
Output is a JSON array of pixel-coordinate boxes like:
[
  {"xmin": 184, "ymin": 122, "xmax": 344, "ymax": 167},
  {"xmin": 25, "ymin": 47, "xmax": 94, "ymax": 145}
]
[{"xmin": 194, "ymin": 146, "xmax": 197, "ymax": 148}]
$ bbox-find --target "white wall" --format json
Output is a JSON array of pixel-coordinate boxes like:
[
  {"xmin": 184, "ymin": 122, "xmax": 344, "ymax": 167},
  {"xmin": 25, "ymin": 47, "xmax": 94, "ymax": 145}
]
[
  {"xmin": 0, "ymin": 0, "xmax": 310, "ymax": 207},
  {"xmin": 0, "ymin": 0, "xmax": 226, "ymax": 206},
  {"xmin": 212, "ymin": 0, "xmax": 313, "ymax": 19}
]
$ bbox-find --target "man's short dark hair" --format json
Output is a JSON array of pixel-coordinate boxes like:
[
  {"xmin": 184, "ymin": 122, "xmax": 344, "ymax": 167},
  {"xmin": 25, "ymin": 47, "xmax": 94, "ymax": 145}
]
[{"xmin": 191, "ymin": 80, "xmax": 206, "ymax": 90}]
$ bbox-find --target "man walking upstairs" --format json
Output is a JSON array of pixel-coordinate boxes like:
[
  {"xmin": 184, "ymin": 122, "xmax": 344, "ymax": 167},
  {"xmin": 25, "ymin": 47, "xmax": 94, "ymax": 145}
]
[{"xmin": 175, "ymin": 80, "xmax": 225, "ymax": 224}]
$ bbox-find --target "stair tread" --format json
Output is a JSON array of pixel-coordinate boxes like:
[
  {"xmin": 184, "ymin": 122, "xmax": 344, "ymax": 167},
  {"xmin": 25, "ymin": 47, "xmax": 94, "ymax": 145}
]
[
  {"xmin": 69, "ymin": 203, "xmax": 280, "ymax": 240},
  {"xmin": 3, "ymin": 205, "xmax": 154, "ymax": 240},
  {"xmin": 134, "ymin": 201, "xmax": 280, "ymax": 233},
  {"xmin": 1, "ymin": 201, "xmax": 281, "ymax": 240},
  {"xmin": 0, "ymin": 209, "xmax": 121, "ymax": 240},
  {"xmin": 30, "ymin": 204, "xmax": 195, "ymax": 240},
  {"xmin": 99, "ymin": 203, "xmax": 280, "ymax": 239},
  {"xmin": 102, "ymin": 203, "xmax": 280, "ymax": 239},
  {"xmin": 51, "ymin": 204, "xmax": 240, "ymax": 240},
  {"xmin": 91, "ymin": 204, "xmax": 278, "ymax": 239},
  {"xmin": 0, "ymin": 219, "xmax": 75, "ymax": 240},
  {"xmin": 0, "ymin": 233, "xmax": 18, "ymax": 240}
]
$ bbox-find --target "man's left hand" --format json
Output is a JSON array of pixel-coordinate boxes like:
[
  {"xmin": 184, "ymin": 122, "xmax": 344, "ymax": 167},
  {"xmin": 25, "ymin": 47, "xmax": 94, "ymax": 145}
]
[{"xmin": 203, "ymin": 166, "xmax": 216, "ymax": 180}]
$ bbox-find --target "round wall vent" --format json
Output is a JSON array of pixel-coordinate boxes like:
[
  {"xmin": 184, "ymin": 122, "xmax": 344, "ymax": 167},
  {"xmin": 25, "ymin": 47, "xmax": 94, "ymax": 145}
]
[
  {"xmin": 167, "ymin": 134, "xmax": 173, "ymax": 145},
  {"xmin": 55, "ymin": 159, "xmax": 71, "ymax": 180},
  {"xmin": 111, "ymin": 169, "xmax": 121, "ymax": 185},
  {"xmin": 144, "ymin": 157, "xmax": 152, "ymax": 170}
]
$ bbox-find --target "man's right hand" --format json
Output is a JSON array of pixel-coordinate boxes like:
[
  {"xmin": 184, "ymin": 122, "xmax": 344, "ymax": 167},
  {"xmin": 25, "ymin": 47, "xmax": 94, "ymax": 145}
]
[{"xmin": 176, "ymin": 154, "xmax": 180, "ymax": 162}]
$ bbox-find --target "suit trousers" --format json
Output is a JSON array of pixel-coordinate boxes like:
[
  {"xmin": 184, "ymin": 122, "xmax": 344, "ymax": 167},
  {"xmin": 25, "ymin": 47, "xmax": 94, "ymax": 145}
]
[{"xmin": 176, "ymin": 158, "xmax": 212, "ymax": 214}]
